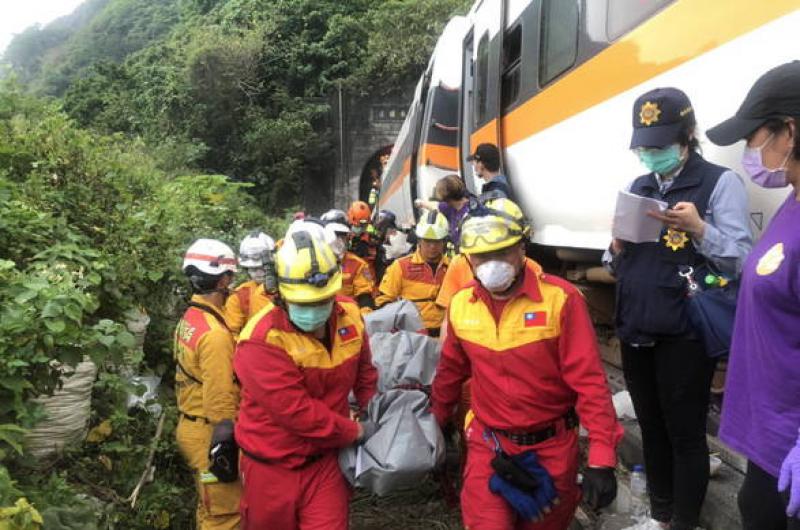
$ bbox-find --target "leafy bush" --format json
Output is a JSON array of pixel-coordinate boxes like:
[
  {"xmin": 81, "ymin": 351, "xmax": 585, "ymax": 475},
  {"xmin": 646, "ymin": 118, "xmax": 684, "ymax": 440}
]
[{"xmin": 0, "ymin": 82, "xmax": 283, "ymax": 528}]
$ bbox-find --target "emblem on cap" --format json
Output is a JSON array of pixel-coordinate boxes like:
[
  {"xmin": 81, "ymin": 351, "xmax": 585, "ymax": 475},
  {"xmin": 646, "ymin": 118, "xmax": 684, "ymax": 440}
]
[
  {"xmin": 639, "ymin": 101, "xmax": 661, "ymax": 126},
  {"xmin": 663, "ymin": 229, "xmax": 689, "ymax": 251}
]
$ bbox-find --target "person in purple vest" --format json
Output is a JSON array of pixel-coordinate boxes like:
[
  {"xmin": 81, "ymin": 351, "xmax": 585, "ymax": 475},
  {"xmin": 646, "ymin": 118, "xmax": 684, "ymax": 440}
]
[
  {"xmin": 607, "ymin": 87, "xmax": 752, "ymax": 530},
  {"xmin": 707, "ymin": 61, "xmax": 800, "ymax": 530}
]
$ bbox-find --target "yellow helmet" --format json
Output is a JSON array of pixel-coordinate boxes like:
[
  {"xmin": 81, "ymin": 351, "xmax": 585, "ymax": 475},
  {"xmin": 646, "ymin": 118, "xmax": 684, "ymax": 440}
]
[
  {"xmin": 415, "ymin": 210, "xmax": 449, "ymax": 240},
  {"xmin": 460, "ymin": 198, "xmax": 530, "ymax": 255},
  {"xmin": 276, "ymin": 229, "xmax": 342, "ymax": 303}
]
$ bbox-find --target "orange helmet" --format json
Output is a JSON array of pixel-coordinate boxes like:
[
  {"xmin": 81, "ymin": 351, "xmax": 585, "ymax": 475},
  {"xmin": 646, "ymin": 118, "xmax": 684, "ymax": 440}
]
[{"xmin": 348, "ymin": 201, "xmax": 372, "ymax": 226}]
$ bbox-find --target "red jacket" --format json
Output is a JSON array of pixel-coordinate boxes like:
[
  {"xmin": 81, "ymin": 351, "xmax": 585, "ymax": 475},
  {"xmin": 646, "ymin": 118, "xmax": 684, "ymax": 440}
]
[
  {"xmin": 431, "ymin": 259, "xmax": 622, "ymax": 467},
  {"xmin": 234, "ymin": 296, "xmax": 377, "ymax": 467}
]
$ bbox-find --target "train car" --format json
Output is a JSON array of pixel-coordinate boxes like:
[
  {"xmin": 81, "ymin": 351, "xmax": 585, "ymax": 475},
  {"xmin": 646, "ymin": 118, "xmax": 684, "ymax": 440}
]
[
  {"xmin": 380, "ymin": 0, "xmax": 800, "ymax": 253},
  {"xmin": 378, "ymin": 16, "xmax": 467, "ymax": 227}
]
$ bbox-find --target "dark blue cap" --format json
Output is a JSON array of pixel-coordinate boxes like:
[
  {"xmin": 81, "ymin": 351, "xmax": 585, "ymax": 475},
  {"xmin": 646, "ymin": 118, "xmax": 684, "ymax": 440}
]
[
  {"xmin": 707, "ymin": 61, "xmax": 800, "ymax": 146},
  {"xmin": 630, "ymin": 87, "xmax": 695, "ymax": 149}
]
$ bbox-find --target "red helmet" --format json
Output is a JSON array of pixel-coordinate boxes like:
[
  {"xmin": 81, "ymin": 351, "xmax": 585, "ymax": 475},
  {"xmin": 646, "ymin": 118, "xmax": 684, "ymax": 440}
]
[{"xmin": 348, "ymin": 201, "xmax": 371, "ymax": 226}]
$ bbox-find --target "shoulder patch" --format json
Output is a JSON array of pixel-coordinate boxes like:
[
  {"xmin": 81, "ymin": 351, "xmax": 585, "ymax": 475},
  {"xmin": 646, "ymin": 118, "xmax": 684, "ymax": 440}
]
[{"xmin": 177, "ymin": 308, "xmax": 210, "ymax": 350}]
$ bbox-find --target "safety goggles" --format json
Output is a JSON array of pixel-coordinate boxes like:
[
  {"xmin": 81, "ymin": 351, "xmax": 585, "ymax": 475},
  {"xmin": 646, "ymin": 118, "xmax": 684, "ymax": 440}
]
[{"xmin": 460, "ymin": 217, "xmax": 524, "ymax": 250}]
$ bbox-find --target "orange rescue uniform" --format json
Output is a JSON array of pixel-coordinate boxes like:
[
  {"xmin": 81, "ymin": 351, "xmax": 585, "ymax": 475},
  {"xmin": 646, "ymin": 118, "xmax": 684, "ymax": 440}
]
[
  {"xmin": 376, "ymin": 249, "xmax": 449, "ymax": 333},
  {"xmin": 224, "ymin": 280, "xmax": 272, "ymax": 335},
  {"xmin": 173, "ymin": 296, "xmax": 241, "ymax": 530},
  {"xmin": 435, "ymin": 253, "xmax": 474, "ymax": 309},
  {"xmin": 339, "ymin": 252, "xmax": 375, "ymax": 308},
  {"xmin": 432, "ymin": 260, "xmax": 622, "ymax": 529}
]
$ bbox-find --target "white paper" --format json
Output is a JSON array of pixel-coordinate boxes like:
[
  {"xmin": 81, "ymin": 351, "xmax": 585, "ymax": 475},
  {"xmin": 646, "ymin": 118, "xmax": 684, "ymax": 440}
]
[{"xmin": 612, "ymin": 190, "xmax": 668, "ymax": 243}]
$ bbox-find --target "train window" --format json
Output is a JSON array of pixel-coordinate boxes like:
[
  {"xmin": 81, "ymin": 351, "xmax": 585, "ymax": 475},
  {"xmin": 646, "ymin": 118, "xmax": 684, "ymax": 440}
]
[
  {"xmin": 607, "ymin": 0, "xmax": 673, "ymax": 40},
  {"xmin": 474, "ymin": 32, "xmax": 490, "ymax": 127},
  {"xmin": 539, "ymin": 0, "xmax": 579, "ymax": 86},
  {"xmin": 501, "ymin": 24, "xmax": 523, "ymax": 112}
]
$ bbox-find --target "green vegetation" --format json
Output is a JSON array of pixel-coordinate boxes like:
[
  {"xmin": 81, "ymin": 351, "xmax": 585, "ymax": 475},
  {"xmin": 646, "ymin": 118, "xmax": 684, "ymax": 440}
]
[
  {"xmin": 4, "ymin": 0, "xmax": 470, "ymax": 212},
  {"xmin": 0, "ymin": 0, "xmax": 470, "ymax": 527}
]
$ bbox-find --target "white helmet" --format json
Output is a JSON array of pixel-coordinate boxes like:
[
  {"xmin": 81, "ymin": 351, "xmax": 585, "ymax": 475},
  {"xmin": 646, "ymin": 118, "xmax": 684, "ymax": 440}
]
[
  {"xmin": 285, "ymin": 219, "xmax": 327, "ymax": 242},
  {"xmin": 182, "ymin": 239, "xmax": 238, "ymax": 275},
  {"xmin": 320, "ymin": 209, "xmax": 351, "ymax": 235},
  {"xmin": 323, "ymin": 224, "xmax": 347, "ymax": 260},
  {"xmin": 239, "ymin": 231, "xmax": 275, "ymax": 268},
  {"xmin": 414, "ymin": 210, "xmax": 449, "ymax": 241}
]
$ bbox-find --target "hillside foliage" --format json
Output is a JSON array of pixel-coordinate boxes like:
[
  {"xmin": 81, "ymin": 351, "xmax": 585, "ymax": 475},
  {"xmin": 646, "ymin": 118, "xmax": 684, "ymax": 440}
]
[{"xmin": 4, "ymin": 0, "xmax": 470, "ymax": 212}]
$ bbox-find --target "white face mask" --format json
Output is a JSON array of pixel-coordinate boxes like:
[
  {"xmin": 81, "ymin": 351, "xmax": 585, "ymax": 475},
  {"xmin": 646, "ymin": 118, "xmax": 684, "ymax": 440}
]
[
  {"xmin": 248, "ymin": 268, "xmax": 266, "ymax": 283},
  {"xmin": 475, "ymin": 260, "xmax": 516, "ymax": 292}
]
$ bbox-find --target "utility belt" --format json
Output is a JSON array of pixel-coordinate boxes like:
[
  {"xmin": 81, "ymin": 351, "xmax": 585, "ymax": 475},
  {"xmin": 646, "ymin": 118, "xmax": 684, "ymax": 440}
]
[
  {"xmin": 494, "ymin": 408, "xmax": 579, "ymax": 446},
  {"xmin": 241, "ymin": 448, "xmax": 325, "ymax": 470},
  {"xmin": 180, "ymin": 412, "xmax": 210, "ymax": 424}
]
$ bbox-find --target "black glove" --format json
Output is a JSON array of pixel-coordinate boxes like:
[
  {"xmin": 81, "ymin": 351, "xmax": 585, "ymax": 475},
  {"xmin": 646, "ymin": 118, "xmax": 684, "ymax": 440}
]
[
  {"xmin": 582, "ymin": 467, "xmax": 617, "ymax": 510},
  {"xmin": 358, "ymin": 420, "xmax": 379, "ymax": 442},
  {"xmin": 209, "ymin": 419, "xmax": 238, "ymax": 483}
]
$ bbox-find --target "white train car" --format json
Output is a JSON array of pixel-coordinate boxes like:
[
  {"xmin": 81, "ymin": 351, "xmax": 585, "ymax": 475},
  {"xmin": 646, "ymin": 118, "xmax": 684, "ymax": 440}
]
[
  {"xmin": 379, "ymin": 16, "xmax": 467, "ymax": 227},
  {"xmin": 379, "ymin": 0, "xmax": 800, "ymax": 254}
]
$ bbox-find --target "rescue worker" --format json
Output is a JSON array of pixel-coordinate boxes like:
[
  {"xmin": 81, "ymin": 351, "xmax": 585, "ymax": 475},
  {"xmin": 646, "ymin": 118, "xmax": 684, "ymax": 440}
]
[
  {"xmin": 431, "ymin": 199, "xmax": 622, "ymax": 530},
  {"xmin": 607, "ymin": 88, "xmax": 752, "ymax": 530},
  {"xmin": 348, "ymin": 200, "xmax": 379, "ymax": 279},
  {"xmin": 224, "ymin": 231, "xmax": 275, "ymax": 335},
  {"xmin": 373, "ymin": 209, "xmax": 400, "ymax": 283},
  {"xmin": 321, "ymin": 208, "xmax": 376, "ymax": 311},
  {"xmin": 376, "ymin": 210, "xmax": 450, "ymax": 336},
  {"xmin": 174, "ymin": 239, "xmax": 241, "ymax": 530},
  {"xmin": 234, "ymin": 229, "xmax": 378, "ymax": 529}
]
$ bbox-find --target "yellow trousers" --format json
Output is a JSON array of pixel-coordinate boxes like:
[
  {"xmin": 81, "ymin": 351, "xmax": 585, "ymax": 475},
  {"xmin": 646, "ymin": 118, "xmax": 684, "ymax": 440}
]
[{"xmin": 176, "ymin": 417, "xmax": 241, "ymax": 530}]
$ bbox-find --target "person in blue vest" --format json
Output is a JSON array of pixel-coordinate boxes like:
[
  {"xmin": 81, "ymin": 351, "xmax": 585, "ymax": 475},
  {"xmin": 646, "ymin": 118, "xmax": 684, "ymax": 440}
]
[{"xmin": 607, "ymin": 87, "xmax": 752, "ymax": 530}]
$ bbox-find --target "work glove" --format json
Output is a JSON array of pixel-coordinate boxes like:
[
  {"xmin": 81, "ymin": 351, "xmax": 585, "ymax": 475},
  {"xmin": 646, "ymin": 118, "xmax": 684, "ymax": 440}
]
[
  {"xmin": 489, "ymin": 475, "xmax": 546, "ymax": 521},
  {"xmin": 582, "ymin": 466, "xmax": 617, "ymax": 510},
  {"xmin": 358, "ymin": 420, "xmax": 378, "ymax": 442},
  {"xmin": 208, "ymin": 419, "xmax": 238, "ymax": 483},
  {"xmin": 778, "ymin": 428, "xmax": 800, "ymax": 518},
  {"xmin": 489, "ymin": 450, "xmax": 559, "ymax": 522}
]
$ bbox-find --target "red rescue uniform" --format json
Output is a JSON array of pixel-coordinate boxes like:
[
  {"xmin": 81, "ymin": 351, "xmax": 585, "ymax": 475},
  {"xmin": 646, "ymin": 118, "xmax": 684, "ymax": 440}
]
[
  {"xmin": 234, "ymin": 297, "xmax": 378, "ymax": 530},
  {"xmin": 432, "ymin": 260, "xmax": 622, "ymax": 530}
]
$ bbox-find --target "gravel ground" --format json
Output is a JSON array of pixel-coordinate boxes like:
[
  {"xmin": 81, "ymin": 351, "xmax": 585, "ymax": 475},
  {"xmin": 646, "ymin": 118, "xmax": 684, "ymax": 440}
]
[{"xmin": 350, "ymin": 475, "xmax": 463, "ymax": 530}]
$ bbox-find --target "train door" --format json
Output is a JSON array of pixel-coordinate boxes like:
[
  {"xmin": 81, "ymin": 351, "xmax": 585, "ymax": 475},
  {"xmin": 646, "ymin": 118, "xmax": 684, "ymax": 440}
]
[
  {"xmin": 459, "ymin": 30, "xmax": 476, "ymax": 193},
  {"xmin": 461, "ymin": 1, "xmax": 504, "ymax": 192}
]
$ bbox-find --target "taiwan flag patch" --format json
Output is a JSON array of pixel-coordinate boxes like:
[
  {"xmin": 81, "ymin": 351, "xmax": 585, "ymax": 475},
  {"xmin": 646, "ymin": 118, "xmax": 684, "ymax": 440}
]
[
  {"xmin": 524, "ymin": 312, "xmax": 547, "ymax": 327},
  {"xmin": 338, "ymin": 325, "xmax": 358, "ymax": 342}
]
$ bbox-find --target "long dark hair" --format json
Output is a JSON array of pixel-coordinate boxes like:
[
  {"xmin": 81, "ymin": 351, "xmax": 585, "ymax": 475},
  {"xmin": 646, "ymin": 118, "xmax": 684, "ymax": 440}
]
[{"xmin": 763, "ymin": 117, "xmax": 800, "ymax": 160}]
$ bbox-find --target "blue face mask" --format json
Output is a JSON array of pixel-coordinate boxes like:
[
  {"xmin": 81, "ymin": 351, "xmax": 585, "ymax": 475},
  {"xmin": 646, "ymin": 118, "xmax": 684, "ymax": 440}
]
[
  {"xmin": 637, "ymin": 144, "xmax": 683, "ymax": 175},
  {"xmin": 287, "ymin": 301, "xmax": 334, "ymax": 332}
]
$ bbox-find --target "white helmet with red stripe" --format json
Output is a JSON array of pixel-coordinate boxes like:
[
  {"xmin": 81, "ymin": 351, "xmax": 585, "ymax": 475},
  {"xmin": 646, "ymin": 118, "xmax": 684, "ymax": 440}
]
[{"xmin": 182, "ymin": 239, "xmax": 238, "ymax": 275}]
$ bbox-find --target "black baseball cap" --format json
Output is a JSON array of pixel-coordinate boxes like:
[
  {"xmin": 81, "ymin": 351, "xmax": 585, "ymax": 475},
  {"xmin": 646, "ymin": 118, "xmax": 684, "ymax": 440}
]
[
  {"xmin": 467, "ymin": 143, "xmax": 500, "ymax": 168},
  {"xmin": 630, "ymin": 87, "xmax": 695, "ymax": 149},
  {"xmin": 707, "ymin": 61, "xmax": 800, "ymax": 146}
]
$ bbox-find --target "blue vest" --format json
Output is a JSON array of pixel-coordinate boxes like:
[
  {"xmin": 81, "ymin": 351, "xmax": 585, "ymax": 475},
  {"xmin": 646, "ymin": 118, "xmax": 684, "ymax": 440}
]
[{"xmin": 614, "ymin": 151, "xmax": 726, "ymax": 344}]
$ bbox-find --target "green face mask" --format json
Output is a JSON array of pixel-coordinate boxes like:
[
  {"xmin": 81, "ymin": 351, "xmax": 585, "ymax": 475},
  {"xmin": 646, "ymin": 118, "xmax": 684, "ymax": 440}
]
[
  {"xmin": 287, "ymin": 301, "xmax": 334, "ymax": 332},
  {"xmin": 637, "ymin": 144, "xmax": 682, "ymax": 175}
]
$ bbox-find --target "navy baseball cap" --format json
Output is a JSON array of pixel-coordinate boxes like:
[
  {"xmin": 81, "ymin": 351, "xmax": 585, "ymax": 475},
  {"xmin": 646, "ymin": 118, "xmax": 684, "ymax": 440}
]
[
  {"xmin": 707, "ymin": 61, "xmax": 800, "ymax": 146},
  {"xmin": 630, "ymin": 88, "xmax": 696, "ymax": 149},
  {"xmin": 467, "ymin": 143, "xmax": 500, "ymax": 167}
]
